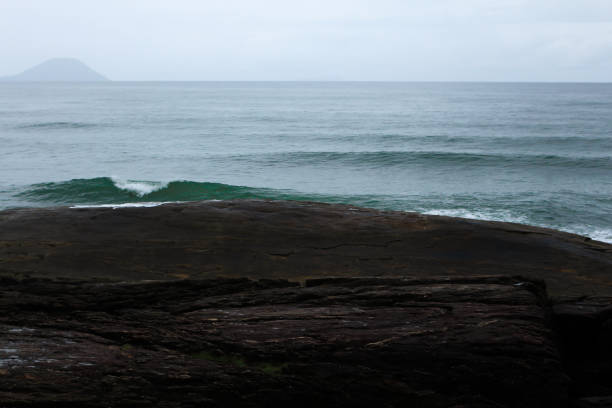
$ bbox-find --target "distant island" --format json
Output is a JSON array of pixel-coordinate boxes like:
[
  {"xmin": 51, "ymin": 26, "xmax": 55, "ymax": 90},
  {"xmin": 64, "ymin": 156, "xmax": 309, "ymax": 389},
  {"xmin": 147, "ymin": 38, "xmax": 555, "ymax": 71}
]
[{"xmin": 0, "ymin": 58, "xmax": 109, "ymax": 82}]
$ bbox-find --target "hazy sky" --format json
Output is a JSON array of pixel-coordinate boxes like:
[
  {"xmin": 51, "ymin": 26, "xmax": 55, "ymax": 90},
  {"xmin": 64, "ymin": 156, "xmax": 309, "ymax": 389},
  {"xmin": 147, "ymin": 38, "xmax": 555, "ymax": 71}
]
[{"xmin": 2, "ymin": 0, "xmax": 612, "ymax": 81}]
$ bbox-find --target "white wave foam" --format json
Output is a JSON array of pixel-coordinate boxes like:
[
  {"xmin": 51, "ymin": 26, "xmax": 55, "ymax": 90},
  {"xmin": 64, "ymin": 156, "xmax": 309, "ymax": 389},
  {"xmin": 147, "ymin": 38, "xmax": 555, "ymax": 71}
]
[
  {"xmin": 584, "ymin": 229, "xmax": 612, "ymax": 243},
  {"xmin": 423, "ymin": 208, "xmax": 612, "ymax": 243},
  {"xmin": 110, "ymin": 177, "xmax": 168, "ymax": 197},
  {"xmin": 423, "ymin": 209, "xmax": 529, "ymax": 225},
  {"xmin": 562, "ymin": 227, "xmax": 612, "ymax": 244},
  {"xmin": 71, "ymin": 202, "xmax": 175, "ymax": 209}
]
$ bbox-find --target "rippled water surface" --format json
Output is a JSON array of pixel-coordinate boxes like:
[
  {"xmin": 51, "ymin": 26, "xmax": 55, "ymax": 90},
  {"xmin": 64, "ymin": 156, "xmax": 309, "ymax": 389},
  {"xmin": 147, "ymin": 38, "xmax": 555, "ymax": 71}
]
[{"xmin": 1, "ymin": 82, "xmax": 611, "ymax": 241}]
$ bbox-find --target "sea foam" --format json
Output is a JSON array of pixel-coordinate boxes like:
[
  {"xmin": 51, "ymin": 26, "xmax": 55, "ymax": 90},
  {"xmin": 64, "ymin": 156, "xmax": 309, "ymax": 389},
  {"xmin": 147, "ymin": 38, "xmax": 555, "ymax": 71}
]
[
  {"xmin": 424, "ymin": 209, "xmax": 612, "ymax": 243},
  {"xmin": 423, "ymin": 209, "xmax": 529, "ymax": 225},
  {"xmin": 111, "ymin": 177, "xmax": 168, "ymax": 197},
  {"xmin": 71, "ymin": 202, "xmax": 174, "ymax": 209}
]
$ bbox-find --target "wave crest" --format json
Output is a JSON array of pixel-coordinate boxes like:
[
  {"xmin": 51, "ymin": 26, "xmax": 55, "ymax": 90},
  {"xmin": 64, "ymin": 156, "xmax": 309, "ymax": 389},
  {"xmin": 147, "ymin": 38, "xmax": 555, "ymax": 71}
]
[
  {"xmin": 111, "ymin": 177, "xmax": 168, "ymax": 197},
  {"xmin": 12, "ymin": 177, "xmax": 612, "ymax": 243},
  {"xmin": 16, "ymin": 177, "xmax": 289, "ymax": 205}
]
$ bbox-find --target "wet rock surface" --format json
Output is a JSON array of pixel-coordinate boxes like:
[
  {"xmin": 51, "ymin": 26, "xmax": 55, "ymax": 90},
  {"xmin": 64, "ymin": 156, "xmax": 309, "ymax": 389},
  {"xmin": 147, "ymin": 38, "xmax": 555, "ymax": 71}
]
[
  {"xmin": 1, "ymin": 201, "xmax": 611, "ymax": 406},
  {"xmin": 1, "ymin": 276, "xmax": 568, "ymax": 408},
  {"xmin": 1, "ymin": 200, "xmax": 611, "ymax": 297}
]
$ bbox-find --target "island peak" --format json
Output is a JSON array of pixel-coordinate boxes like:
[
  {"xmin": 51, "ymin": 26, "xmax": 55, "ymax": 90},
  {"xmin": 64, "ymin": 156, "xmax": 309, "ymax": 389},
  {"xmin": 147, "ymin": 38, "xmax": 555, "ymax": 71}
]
[{"xmin": 0, "ymin": 58, "xmax": 109, "ymax": 82}]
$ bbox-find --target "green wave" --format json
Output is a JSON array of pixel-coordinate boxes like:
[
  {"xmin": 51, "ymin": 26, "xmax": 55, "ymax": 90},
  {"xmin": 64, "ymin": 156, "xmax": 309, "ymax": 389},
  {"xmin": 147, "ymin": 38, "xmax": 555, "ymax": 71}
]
[
  {"xmin": 16, "ymin": 177, "xmax": 331, "ymax": 205},
  {"xmin": 9, "ymin": 177, "xmax": 612, "ymax": 243}
]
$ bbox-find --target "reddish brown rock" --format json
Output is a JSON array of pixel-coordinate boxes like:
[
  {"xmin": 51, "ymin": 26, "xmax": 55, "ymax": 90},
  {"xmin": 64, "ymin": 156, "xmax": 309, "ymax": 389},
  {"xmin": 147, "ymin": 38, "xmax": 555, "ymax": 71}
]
[
  {"xmin": 0, "ymin": 276, "xmax": 567, "ymax": 408},
  {"xmin": 1, "ymin": 201, "xmax": 611, "ymax": 406},
  {"xmin": 1, "ymin": 200, "xmax": 611, "ymax": 297}
]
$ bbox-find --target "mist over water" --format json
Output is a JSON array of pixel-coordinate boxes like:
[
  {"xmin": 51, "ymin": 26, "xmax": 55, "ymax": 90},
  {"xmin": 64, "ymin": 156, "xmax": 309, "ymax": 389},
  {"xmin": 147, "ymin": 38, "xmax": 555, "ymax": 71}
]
[{"xmin": 1, "ymin": 82, "xmax": 611, "ymax": 242}]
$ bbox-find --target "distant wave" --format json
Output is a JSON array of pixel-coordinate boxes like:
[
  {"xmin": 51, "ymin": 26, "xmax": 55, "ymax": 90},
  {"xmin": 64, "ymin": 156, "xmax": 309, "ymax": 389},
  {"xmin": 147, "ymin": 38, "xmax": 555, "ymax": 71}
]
[
  {"xmin": 238, "ymin": 151, "xmax": 612, "ymax": 170},
  {"xmin": 16, "ymin": 121, "xmax": 99, "ymax": 130}
]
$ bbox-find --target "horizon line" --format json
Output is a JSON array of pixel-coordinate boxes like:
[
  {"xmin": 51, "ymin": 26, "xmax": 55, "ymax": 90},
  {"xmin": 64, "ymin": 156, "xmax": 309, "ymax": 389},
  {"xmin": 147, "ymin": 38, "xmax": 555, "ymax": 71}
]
[{"xmin": 2, "ymin": 79, "xmax": 612, "ymax": 84}]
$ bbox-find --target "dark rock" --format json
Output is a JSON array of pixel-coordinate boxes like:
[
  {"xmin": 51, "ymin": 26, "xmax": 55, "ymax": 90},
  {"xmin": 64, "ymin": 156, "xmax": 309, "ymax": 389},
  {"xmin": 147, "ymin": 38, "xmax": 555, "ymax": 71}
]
[
  {"xmin": 0, "ymin": 276, "xmax": 567, "ymax": 407},
  {"xmin": 553, "ymin": 297, "xmax": 612, "ymax": 401},
  {"xmin": 1, "ymin": 200, "xmax": 611, "ymax": 406},
  {"xmin": 1, "ymin": 200, "xmax": 611, "ymax": 297},
  {"xmin": 574, "ymin": 396, "xmax": 612, "ymax": 408}
]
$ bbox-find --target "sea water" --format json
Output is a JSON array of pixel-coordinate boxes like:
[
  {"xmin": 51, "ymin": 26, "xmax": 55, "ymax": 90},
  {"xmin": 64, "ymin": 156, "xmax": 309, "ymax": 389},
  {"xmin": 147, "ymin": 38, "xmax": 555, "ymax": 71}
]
[{"xmin": 1, "ymin": 82, "xmax": 610, "ymax": 242}]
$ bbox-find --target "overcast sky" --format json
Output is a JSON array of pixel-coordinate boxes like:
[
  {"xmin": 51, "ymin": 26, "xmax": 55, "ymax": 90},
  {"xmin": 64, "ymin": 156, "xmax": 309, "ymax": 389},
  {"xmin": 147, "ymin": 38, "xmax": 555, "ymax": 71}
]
[{"xmin": 2, "ymin": 0, "xmax": 612, "ymax": 81}]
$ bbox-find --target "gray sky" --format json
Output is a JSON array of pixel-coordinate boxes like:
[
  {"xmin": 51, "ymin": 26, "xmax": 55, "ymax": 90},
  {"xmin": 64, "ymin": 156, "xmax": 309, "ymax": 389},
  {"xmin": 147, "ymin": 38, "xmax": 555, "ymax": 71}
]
[{"xmin": 2, "ymin": 0, "xmax": 612, "ymax": 81}]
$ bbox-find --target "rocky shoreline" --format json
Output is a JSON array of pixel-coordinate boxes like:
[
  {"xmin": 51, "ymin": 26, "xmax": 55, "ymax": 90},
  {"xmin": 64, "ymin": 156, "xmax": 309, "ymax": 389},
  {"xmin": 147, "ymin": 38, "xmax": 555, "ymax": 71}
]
[{"xmin": 1, "ymin": 200, "xmax": 612, "ymax": 407}]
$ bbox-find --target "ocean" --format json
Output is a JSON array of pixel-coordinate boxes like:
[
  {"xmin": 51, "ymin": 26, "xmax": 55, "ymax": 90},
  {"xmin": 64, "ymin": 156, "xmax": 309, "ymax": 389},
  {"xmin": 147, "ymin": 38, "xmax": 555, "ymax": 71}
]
[{"xmin": 1, "ymin": 82, "xmax": 611, "ymax": 242}]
